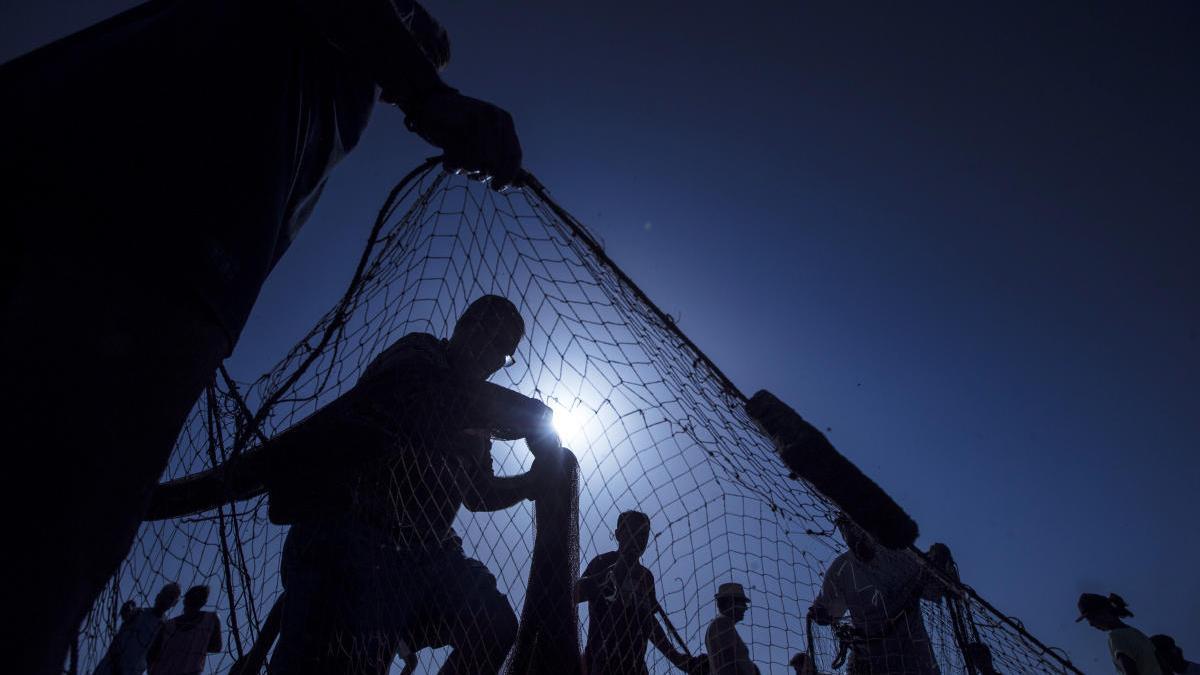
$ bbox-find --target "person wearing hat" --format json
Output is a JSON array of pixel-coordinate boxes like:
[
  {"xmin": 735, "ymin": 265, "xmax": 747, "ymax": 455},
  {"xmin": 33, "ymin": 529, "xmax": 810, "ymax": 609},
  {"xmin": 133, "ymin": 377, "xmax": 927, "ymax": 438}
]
[
  {"xmin": 2, "ymin": 1, "xmax": 524, "ymax": 671},
  {"xmin": 1150, "ymin": 634, "xmax": 1200, "ymax": 674},
  {"xmin": 1077, "ymin": 593, "xmax": 1162, "ymax": 675},
  {"xmin": 705, "ymin": 582, "xmax": 760, "ymax": 675},
  {"xmin": 808, "ymin": 516, "xmax": 944, "ymax": 675},
  {"xmin": 576, "ymin": 511, "xmax": 704, "ymax": 674},
  {"xmin": 151, "ymin": 296, "xmax": 560, "ymax": 673}
]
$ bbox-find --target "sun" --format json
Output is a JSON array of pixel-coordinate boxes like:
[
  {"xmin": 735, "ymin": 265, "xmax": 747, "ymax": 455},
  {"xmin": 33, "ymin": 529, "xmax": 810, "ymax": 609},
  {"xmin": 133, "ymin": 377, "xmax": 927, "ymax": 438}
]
[{"xmin": 549, "ymin": 402, "xmax": 588, "ymax": 443}]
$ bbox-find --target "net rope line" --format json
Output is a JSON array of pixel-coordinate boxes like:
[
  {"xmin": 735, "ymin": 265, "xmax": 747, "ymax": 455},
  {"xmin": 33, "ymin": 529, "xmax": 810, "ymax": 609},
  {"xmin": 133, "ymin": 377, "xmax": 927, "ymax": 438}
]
[{"xmin": 74, "ymin": 158, "xmax": 1082, "ymax": 674}]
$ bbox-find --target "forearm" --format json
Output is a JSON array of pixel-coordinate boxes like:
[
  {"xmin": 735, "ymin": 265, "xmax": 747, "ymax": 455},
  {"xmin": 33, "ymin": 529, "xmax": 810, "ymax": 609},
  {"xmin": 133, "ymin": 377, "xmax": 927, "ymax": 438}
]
[
  {"xmin": 649, "ymin": 619, "xmax": 684, "ymax": 665},
  {"xmin": 462, "ymin": 472, "xmax": 536, "ymax": 511},
  {"xmin": 293, "ymin": 0, "xmax": 450, "ymax": 110}
]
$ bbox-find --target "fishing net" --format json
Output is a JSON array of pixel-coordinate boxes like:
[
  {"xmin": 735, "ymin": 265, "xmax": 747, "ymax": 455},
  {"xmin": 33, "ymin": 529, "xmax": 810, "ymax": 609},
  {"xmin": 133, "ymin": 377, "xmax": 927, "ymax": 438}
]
[{"xmin": 73, "ymin": 160, "xmax": 1080, "ymax": 674}]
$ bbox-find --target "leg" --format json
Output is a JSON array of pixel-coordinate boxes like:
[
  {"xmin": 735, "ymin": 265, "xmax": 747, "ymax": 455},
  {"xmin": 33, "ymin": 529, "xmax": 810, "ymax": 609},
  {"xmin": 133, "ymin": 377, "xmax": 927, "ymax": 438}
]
[{"xmin": 425, "ymin": 555, "xmax": 517, "ymax": 675}]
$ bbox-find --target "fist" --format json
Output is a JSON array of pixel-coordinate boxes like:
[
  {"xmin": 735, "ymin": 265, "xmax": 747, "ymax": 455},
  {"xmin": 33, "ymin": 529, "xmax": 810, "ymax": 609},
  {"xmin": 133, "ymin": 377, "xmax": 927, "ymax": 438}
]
[{"xmin": 404, "ymin": 89, "xmax": 523, "ymax": 190}]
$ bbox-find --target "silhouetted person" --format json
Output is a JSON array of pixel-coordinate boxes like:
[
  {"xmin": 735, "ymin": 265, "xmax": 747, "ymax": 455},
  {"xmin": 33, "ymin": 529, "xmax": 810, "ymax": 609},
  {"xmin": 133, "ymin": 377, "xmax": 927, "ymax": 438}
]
[
  {"xmin": 146, "ymin": 296, "xmax": 552, "ymax": 673},
  {"xmin": 1151, "ymin": 635, "xmax": 1200, "ymax": 674},
  {"xmin": 1, "ymin": 2, "xmax": 522, "ymax": 671},
  {"xmin": 148, "ymin": 585, "xmax": 222, "ymax": 675},
  {"xmin": 576, "ymin": 511, "xmax": 701, "ymax": 674},
  {"xmin": 808, "ymin": 516, "xmax": 944, "ymax": 675},
  {"xmin": 705, "ymin": 583, "xmax": 759, "ymax": 675},
  {"xmin": 93, "ymin": 583, "xmax": 181, "ymax": 675},
  {"xmin": 1077, "ymin": 593, "xmax": 1162, "ymax": 675}
]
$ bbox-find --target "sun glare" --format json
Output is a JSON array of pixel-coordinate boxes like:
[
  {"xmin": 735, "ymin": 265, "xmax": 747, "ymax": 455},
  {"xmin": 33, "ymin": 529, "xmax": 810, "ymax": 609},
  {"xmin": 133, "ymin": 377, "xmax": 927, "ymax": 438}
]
[{"xmin": 549, "ymin": 402, "xmax": 588, "ymax": 444}]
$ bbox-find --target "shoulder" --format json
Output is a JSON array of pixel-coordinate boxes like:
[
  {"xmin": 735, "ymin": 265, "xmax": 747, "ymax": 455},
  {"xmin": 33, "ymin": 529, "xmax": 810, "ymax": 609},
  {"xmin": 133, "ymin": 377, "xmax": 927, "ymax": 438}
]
[
  {"xmin": 707, "ymin": 616, "xmax": 735, "ymax": 636},
  {"xmin": 826, "ymin": 552, "xmax": 855, "ymax": 578},
  {"xmin": 360, "ymin": 332, "xmax": 448, "ymax": 381},
  {"xmin": 636, "ymin": 563, "xmax": 655, "ymax": 584},
  {"xmin": 584, "ymin": 551, "xmax": 616, "ymax": 572},
  {"xmin": 1107, "ymin": 627, "xmax": 1150, "ymax": 651}
]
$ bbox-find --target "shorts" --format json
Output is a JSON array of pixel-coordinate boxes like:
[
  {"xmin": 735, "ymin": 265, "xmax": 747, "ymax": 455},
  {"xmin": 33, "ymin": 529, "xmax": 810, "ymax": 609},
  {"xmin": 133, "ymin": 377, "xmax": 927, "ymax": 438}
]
[{"xmin": 270, "ymin": 517, "xmax": 515, "ymax": 674}]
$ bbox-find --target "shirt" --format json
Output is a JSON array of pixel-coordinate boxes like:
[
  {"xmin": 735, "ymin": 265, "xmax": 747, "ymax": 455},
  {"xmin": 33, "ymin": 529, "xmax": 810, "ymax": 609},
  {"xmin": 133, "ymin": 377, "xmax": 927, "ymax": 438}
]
[
  {"xmin": 581, "ymin": 552, "xmax": 658, "ymax": 674},
  {"xmin": 705, "ymin": 615, "xmax": 757, "ymax": 675},
  {"xmin": 812, "ymin": 548, "xmax": 941, "ymax": 675},
  {"xmin": 1108, "ymin": 627, "xmax": 1163, "ymax": 675},
  {"xmin": 92, "ymin": 608, "xmax": 164, "ymax": 675},
  {"xmin": 149, "ymin": 611, "xmax": 221, "ymax": 675}
]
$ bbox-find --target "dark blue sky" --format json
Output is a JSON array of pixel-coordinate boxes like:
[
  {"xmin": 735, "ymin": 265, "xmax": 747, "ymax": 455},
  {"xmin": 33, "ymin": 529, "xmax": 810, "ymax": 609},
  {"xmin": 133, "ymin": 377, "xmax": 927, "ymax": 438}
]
[{"xmin": 5, "ymin": 1, "xmax": 1197, "ymax": 670}]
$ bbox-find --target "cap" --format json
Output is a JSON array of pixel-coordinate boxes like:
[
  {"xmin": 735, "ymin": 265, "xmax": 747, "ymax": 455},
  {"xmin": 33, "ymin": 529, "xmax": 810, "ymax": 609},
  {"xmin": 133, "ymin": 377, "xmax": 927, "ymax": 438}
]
[{"xmin": 715, "ymin": 582, "xmax": 749, "ymax": 602}]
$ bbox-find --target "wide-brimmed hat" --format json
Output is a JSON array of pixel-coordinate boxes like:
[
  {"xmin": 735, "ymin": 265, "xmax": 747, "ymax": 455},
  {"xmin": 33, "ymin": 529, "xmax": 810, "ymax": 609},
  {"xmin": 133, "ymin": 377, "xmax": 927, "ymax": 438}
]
[{"xmin": 715, "ymin": 582, "xmax": 749, "ymax": 602}]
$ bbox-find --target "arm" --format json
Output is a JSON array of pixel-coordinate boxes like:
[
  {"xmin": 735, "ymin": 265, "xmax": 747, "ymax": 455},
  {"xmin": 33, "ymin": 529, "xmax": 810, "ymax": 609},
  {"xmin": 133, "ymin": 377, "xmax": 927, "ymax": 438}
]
[
  {"xmin": 293, "ymin": 0, "xmax": 522, "ymax": 186},
  {"xmin": 648, "ymin": 614, "xmax": 689, "ymax": 670},
  {"xmin": 459, "ymin": 433, "xmax": 556, "ymax": 512},
  {"xmin": 207, "ymin": 614, "xmax": 223, "ymax": 653},
  {"xmin": 293, "ymin": 0, "xmax": 448, "ymax": 109},
  {"xmin": 575, "ymin": 556, "xmax": 609, "ymax": 604},
  {"xmin": 147, "ymin": 626, "xmax": 164, "ymax": 669},
  {"xmin": 146, "ymin": 386, "xmax": 390, "ymax": 520}
]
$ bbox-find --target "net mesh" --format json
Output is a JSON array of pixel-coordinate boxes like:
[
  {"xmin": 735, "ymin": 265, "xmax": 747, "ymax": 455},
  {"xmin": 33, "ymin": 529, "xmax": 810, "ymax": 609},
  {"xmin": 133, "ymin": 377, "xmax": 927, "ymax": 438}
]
[{"xmin": 74, "ymin": 162, "xmax": 1078, "ymax": 675}]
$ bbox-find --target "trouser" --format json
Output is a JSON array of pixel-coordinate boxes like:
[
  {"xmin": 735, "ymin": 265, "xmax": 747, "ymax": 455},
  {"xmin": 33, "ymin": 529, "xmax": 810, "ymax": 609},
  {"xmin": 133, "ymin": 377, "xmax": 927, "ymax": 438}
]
[
  {"xmin": 3, "ymin": 266, "xmax": 227, "ymax": 674},
  {"xmin": 270, "ymin": 518, "xmax": 518, "ymax": 674}
]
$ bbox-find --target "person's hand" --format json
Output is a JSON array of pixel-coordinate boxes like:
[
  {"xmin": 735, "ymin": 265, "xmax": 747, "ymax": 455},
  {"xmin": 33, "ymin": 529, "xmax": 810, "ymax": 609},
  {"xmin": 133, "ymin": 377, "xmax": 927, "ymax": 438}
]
[
  {"xmin": 807, "ymin": 605, "xmax": 833, "ymax": 626},
  {"xmin": 525, "ymin": 430, "xmax": 561, "ymax": 460},
  {"xmin": 685, "ymin": 654, "xmax": 709, "ymax": 674},
  {"xmin": 403, "ymin": 88, "xmax": 522, "ymax": 190}
]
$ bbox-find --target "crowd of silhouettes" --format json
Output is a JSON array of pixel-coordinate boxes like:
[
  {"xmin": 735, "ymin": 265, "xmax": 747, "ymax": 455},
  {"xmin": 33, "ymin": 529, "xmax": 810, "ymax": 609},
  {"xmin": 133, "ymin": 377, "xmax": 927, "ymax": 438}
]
[{"xmin": 93, "ymin": 583, "xmax": 222, "ymax": 675}]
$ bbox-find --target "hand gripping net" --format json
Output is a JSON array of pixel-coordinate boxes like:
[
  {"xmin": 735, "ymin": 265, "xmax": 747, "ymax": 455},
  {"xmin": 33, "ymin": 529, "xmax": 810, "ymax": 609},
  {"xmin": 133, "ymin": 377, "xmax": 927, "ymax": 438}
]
[{"xmin": 73, "ymin": 159, "xmax": 1082, "ymax": 674}]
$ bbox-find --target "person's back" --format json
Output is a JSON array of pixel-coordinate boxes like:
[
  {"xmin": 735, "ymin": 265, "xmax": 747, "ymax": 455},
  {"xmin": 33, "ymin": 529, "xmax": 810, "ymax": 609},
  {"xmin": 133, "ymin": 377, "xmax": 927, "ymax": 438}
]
[
  {"xmin": 150, "ymin": 585, "xmax": 221, "ymax": 675},
  {"xmin": 150, "ymin": 612, "xmax": 221, "ymax": 675},
  {"xmin": 705, "ymin": 583, "xmax": 759, "ymax": 675},
  {"xmin": 93, "ymin": 609, "xmax": 164, "ymax": 675},
  {"xmin": 1108, "ymin": 626, "xmax": 1162, "ymax": 675},
  {"xmin": 811, "ymin": 518, "xmax": 942, "ymax": 675}
]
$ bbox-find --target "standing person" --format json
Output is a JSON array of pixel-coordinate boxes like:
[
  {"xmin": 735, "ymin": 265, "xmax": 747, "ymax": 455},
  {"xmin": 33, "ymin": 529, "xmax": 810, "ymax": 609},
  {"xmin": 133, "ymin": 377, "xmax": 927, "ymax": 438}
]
[
  {"xmin": 1077, "ymin": 593, "xmax": 1162, "ymax": 675},
  {"xmin": 576, "ymin": 511, "xmax": 701, "ymax": 674},
  {"xmin": 808, "ymin": 516, "xmax": 944, "ymax": 675},
  {"xmin": 93, "ymin": 583, "xmax": 181, "ymax": 675},
  {"xmin": 704, "ymin": 582, "xmax": 759, "ymax": 675},
  {"xmin": 148, "ymin": 585, "xmax": 222, "ymax": 675},
  {"xmin": 1150, "ymin": 635, "xmax": 1200, "ymax": 674},
  {"xmin": 0, "ymin": 1, "xmax": 523, "ymax": 671},
  {"xmin": 150, "ymin": 295, "xmax": 566, "ymax": 674}
]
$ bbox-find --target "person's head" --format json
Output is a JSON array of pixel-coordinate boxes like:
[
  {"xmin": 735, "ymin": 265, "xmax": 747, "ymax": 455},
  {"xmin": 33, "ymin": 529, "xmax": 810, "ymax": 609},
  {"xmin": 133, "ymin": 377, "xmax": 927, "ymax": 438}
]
[
  {"xmin": 154, "ymin": 582, "xmax": 182, "ymax": 614},
  {"xmin": 183, "ymin": 585, "xmax": 210, "ymax": 612},
  {"xmin": 447, "ymin": 296, "xmax": 524, "ymax": 380},
  {"xmin": 715, "ymin": 582, "xmax": 750, "ymax": 623},
  {"xmin": 615, "ymin": 511, "xmax": 651, "ymax": 559},
  {"xmin": 1076, "ymin": 592, "xmax": 1133, "ymax": 631},
  {"xmin": 1150, "ymin": 634, "xmax": 1186, "ymax": 673},
  {"xmin": 835, "ymin": 514, "xmax": 876, "ymax": 562}
]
